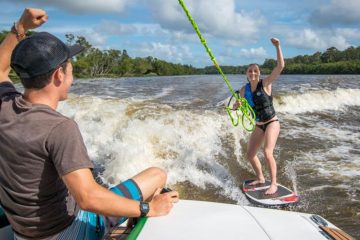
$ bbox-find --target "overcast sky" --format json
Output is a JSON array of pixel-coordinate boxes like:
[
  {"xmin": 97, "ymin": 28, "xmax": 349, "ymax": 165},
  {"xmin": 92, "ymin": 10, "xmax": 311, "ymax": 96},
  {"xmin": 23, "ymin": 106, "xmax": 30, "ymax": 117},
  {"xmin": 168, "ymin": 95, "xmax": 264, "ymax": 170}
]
[{"xmin": 1, "ymin": 0, "xmax": 359, "ymax": 67}]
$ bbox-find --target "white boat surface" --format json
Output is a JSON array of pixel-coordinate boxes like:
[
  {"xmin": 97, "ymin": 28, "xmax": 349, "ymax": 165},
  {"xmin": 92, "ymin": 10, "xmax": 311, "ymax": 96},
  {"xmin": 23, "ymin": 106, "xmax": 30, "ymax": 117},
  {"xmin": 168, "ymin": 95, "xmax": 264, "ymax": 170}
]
[
  {"xmin": 0, "ymin": 200, "xmax": 353, "ymax": 240},
  {"xmin": 134, "ymin": 200, "xmax": 351, "ymax": 240}
]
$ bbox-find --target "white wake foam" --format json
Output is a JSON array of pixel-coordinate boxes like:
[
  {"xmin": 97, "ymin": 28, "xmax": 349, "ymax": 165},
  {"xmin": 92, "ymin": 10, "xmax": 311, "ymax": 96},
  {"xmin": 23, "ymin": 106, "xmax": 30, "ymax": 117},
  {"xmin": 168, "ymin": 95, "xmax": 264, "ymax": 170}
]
[
  {"xmin": 275, "ymin": 88, "xmax": 360, "ymax": 114},
  {"xmin": 58, "ymin": 95, "xmax": 246, "ymax": 202}
]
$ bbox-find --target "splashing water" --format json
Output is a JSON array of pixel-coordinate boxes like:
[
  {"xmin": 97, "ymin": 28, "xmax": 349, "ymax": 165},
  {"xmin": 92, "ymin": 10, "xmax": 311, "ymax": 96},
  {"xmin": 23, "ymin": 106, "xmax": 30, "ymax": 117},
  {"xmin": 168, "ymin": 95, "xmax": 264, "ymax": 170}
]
[
  {"xmin": 54, "ymin": 74, "xmax": 360, "ymax": 238},
  {"xmin": 284, "ymin": 160, "xmax": 298, "ymax": 196}
]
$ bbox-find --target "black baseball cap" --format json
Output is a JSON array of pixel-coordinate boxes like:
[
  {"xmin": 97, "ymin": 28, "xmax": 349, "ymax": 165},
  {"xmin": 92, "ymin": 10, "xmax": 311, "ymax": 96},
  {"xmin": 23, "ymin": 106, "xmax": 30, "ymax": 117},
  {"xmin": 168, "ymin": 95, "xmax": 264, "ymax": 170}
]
[{"xmin": 11, "ymin": 32, "xmax": 84, "ymax": 79}]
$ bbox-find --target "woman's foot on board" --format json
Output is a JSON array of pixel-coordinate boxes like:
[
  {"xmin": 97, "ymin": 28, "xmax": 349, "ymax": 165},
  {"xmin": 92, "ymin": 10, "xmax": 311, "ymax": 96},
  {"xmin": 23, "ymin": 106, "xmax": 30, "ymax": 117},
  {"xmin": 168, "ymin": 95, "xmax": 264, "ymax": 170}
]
[
  {"xmin": 265, "ymin": 184, "xmax": 278, "ymax": 195},
  {"xmin": 248, "ymin": 179, "xmax": 265, "ymax": 186}
]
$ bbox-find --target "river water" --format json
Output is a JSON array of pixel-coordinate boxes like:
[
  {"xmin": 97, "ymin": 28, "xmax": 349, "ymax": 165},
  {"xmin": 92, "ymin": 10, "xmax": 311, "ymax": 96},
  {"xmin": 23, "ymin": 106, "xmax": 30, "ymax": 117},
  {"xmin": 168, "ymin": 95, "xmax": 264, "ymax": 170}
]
[{"xmin": 58, "ymin": 74, "xmax": 360, "ymax": 238}]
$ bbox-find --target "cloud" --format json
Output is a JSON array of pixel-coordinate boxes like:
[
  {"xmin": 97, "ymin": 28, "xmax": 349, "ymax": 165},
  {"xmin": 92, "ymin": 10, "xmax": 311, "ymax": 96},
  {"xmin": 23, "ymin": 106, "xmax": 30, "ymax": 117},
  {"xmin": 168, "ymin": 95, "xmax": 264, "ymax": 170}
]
[
  {"xmin": 8, "ymin": 0, "xmax": 131, "ymax": 14},
  {"xmin": 42, "ymin": 25, "xmax": 107, "ymax": 48},
  {"xmin": 132, "ymin": 42, "xmax": 194, "ymax": 64},
  {"xmin": 309, "ymin": 0, "xmax": 360, "ymax": 26},
  {"xmin": 169, "ymin": 31, "xmax": 199, "ymax": 45},
  {"xmin": 204, "ymin": 46, "xmax": 268, "ymax": 66},
  {"xmin": 335, "ymin": 28, "xmax": 360, "ymax": 40},
  {"xmin": 94, "ymin": 21, "xmax": 169, "ymax": 37},
  {"xmin": 239, "ymin": 47, "xmax": 267, "ymax": 59},
  {"xmin": 146, "ymin": 0, "xmax": 266, "ymax": 42},
  {"xmin": 284, "ymin": 28, "xmax": 352, "ymax": 51},
  {"xmin": 5, "ymin": 0, "xmax": 357, "ymax": 67}
]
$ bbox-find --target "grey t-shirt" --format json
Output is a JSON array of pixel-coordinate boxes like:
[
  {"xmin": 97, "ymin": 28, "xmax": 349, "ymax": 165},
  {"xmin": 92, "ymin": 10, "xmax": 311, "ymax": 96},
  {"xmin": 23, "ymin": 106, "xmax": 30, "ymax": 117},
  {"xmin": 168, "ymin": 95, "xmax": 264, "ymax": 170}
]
[{"xmin": 0, "ymin": 82, "xmax": 94, "ymax": 239}]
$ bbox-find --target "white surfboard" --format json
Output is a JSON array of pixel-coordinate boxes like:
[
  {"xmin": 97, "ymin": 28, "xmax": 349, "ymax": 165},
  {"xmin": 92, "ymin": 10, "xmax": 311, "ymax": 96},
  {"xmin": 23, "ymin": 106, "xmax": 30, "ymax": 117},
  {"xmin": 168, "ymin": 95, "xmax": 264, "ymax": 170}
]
[{"xmin": 242, "ymin": 179, "xmax": 299, "ymax": 207}]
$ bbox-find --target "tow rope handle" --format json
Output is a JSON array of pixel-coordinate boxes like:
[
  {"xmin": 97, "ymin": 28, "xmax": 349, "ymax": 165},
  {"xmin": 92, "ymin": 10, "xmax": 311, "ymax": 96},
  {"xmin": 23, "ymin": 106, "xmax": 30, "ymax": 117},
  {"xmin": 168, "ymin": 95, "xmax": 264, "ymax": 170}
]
[
  {"xmin": 178, "ymin": 0, "xmax": 256, "ymax": 131},
  {"xmin": 225, "ymin": 94, "xmax": 256, "ymax": 131}
]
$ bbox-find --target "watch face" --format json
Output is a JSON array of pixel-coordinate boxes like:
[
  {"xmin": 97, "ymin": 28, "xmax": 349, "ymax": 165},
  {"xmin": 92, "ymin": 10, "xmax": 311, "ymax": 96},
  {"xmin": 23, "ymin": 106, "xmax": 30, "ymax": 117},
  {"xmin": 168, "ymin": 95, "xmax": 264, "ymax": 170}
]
[
  {"xmin": 140, "ymin": 202, "xmax": 149, "ymax": 217},
  {"xmin": 142, "ymin": 203, "xmax": 149, "ymax": 211}
]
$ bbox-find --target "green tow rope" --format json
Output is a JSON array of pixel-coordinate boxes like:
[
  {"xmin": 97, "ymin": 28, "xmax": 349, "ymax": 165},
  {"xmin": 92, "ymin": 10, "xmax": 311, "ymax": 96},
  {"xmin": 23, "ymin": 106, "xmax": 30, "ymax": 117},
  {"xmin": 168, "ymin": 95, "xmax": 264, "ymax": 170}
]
[
  {"xmin": 126, "ymin": 217, "xmax": 148, "ymax": 240},
  {"xmin": 178, "ymin": 0, "xmax": 256, "ymax": 131}
]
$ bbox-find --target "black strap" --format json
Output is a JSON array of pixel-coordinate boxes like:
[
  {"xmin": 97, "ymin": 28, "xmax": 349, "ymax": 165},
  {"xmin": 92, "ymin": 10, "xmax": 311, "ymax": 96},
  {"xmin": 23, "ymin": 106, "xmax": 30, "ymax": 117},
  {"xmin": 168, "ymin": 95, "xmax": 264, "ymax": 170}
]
[
  {"xmin": 227, "ymin": 90, "xmax": 240, "ymax": 108},
  {"xmin": 95, "ymin": 214, "xmax": 101, "ymax": 236}
]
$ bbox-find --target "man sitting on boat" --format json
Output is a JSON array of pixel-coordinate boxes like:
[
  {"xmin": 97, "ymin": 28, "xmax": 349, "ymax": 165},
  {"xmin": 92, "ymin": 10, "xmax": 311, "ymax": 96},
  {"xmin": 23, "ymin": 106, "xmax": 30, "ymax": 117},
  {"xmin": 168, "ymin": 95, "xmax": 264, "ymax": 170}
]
[{"xmin": 0, "ymin": 7, "xmax": 179, "ymax": 240}]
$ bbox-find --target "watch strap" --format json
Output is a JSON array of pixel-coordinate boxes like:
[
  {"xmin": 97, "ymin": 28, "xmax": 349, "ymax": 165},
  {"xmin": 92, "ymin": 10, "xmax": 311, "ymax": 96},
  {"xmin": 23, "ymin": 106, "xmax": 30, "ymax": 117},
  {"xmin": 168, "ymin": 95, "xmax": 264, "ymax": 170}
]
[
  {"xmin": 11, "ymin": 22, "xmax": 26, "ymax": 41},
  {"xmin": 139, "ymin": 201, "xmax": 149, "ymax": 217}
]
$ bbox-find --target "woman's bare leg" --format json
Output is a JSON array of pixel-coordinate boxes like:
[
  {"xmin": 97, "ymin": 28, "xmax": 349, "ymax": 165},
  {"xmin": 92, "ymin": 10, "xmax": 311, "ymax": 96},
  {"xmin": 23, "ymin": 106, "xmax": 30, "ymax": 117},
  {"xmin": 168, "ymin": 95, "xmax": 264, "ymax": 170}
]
[
  {"xmin": 246, "ymin": 127, "xmax": 265, "ymax": 185},
  {"xmin": 263, "ymin": 121, "xmax": 280, "ymax": 194}
]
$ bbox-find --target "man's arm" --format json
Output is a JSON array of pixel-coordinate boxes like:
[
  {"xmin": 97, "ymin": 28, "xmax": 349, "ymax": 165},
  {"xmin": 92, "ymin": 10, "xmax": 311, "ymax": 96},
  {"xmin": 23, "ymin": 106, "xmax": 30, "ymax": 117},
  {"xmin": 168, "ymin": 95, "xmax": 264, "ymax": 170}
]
[
  {"xmin": 0, "ymin": 8, "xmax": 48, "ymax": 83},
  {"xmin": 62, "ymin": 168, "xmax": 179, "ymax": 217}
]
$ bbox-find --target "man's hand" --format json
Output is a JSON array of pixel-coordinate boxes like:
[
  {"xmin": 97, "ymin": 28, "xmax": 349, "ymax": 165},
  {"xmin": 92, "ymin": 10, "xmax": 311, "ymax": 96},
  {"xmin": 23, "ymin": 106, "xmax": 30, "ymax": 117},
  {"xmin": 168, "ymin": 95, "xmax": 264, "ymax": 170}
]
[
  {"xmin": 0, "ymin": 8, "xmax": 47, "ymax": 82},
  {"xmin": 147, "ymin": 188, "xmax": 179, "ymax": 217},
  {"xmin": 17, "ymin": 8, "xmax": 48, "ymax": 34}
]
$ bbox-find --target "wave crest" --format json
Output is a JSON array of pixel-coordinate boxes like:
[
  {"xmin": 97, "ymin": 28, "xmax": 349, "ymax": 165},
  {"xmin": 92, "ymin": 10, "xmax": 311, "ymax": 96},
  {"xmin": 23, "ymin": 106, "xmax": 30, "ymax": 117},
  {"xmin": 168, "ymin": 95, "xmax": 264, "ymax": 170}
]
[{"xmin": 274, "ymin": 88, "xmax": 360, "ymax": 114}]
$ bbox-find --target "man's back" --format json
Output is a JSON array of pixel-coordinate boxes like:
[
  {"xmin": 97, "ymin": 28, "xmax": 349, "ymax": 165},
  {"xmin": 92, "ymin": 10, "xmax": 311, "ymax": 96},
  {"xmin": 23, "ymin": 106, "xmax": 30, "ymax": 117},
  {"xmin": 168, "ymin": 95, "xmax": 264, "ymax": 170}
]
[
  {"xmin": 0, "ymin": 7, "xmax": 178, "ymax": 240},
  {"xmin": 0, "ymin": 83, "xmax": 92, "ymax": 238}
]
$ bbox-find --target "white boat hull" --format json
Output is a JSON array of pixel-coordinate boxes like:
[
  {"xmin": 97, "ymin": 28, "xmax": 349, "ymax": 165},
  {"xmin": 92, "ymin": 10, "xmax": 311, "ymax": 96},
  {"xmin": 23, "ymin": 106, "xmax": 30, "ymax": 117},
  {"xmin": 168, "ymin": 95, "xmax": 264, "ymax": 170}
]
[
  {"xmin": 0, "ymin": 200, "xmax": 349, "ymax": 240},
  {"xmin": 136, "ymin": 200, "xmax": 338, "ymax": 240}
]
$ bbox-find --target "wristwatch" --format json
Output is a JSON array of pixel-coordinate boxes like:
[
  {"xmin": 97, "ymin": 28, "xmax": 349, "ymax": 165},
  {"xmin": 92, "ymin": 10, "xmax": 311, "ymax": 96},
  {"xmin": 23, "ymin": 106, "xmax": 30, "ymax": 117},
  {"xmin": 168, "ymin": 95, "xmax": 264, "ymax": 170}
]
[{"xmin": 139, "ymin": 201, "xmax": 149, "ymax": 217}]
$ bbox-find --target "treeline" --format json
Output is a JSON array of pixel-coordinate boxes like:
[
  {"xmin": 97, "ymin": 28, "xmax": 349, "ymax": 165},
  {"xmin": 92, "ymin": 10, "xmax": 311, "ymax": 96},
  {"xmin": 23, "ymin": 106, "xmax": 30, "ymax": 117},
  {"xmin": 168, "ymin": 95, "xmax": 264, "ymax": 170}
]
[
  {"xmin": 203, "ymin": 46, "xmax": 360, "ymax": 74},
  {"xmin": 0, "ymin": 31, "xmax": 201, "ymax": 78},
  {"xmin": 65, "ymin": 34, "xmax": 201, "ymax": 78},
  {"xmin": 1, "ymin": 30, "xmax": 359, "ymax": 77},
  {"xmin": 262, "ymin": 46, "xmax": 360, "ymax": 74},
  {"xmin": 154, "ymin": 45, "xmax": 360, "ymax": 75}
]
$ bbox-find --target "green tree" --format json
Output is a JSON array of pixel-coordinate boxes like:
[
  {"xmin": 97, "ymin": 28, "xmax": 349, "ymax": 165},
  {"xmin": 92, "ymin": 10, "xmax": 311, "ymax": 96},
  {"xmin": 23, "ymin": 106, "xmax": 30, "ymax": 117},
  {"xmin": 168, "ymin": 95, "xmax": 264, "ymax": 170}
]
[
  {"xmin": 262, "ymin": 59, "xmax": 276, "ymax": 69},
  {"xmin": 65, "ymin": 33, "xmax": 75, "ymax": 45},
  {"xmin": 321, "ymin": 47, "xmax": 341, "ymax": 63}
]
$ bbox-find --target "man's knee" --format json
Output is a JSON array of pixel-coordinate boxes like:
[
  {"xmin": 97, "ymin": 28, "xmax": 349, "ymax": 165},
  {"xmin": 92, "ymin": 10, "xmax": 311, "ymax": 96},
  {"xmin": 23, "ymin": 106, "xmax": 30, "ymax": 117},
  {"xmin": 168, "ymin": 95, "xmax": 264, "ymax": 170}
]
[{"xmin": 146, "ymin": 167, "xmax": 167, "ymax": 186}]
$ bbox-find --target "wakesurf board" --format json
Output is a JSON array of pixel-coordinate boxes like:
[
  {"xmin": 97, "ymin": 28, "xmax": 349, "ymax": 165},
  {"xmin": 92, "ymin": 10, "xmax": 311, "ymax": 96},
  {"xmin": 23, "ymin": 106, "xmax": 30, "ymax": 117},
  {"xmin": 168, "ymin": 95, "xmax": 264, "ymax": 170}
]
[{"xmin": 242, "ymin": 179, "xmax": 299, "ymax": 207}]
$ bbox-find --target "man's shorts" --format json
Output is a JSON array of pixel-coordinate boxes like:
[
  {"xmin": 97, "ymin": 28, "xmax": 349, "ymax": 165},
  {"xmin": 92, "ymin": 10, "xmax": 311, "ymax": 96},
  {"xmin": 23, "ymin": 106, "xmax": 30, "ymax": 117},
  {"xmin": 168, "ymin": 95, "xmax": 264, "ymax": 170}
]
[{"xmin": 56, "ymin": 179, "xmax": 143, "ymax": 240}]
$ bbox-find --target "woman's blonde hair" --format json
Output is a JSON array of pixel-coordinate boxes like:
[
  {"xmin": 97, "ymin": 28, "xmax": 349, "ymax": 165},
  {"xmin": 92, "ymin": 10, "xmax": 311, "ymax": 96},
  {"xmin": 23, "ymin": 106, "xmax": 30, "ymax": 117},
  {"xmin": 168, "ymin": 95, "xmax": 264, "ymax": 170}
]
[
  {"xmin": 246, "ymin": 64, "xmax": 260, "ymax": 82},
  {"xmin": 247, "ymin": 63, "xmax": 260, "ymax": 72}
]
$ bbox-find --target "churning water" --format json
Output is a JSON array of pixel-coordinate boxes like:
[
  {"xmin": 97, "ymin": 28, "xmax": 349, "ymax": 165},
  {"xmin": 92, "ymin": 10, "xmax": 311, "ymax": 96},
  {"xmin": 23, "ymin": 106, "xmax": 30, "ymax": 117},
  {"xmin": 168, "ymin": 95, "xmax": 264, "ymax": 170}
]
[{"xmin": 58, "ymin": 74, "xmax": 360, "ymax": 238}]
